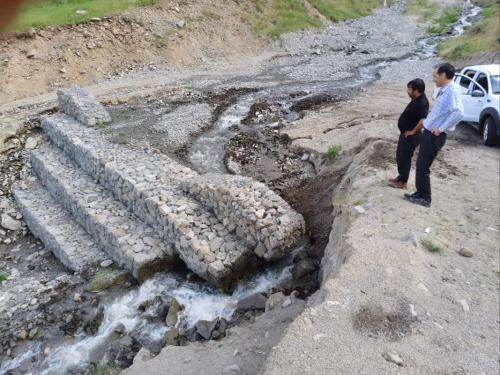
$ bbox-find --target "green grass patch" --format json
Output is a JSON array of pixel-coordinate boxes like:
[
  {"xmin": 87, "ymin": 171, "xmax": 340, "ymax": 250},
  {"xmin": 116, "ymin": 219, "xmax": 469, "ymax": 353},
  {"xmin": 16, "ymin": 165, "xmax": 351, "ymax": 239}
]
[
  {"xmin": 406, "ymin": 0, "xmax": 460, "ymax": 35},
  {"xmin": 9, "ymin": 0, "xmax": 159, "ymax": 31},
  {"xmin": 0, "ymin": 272, "xmax": 8, "ymax": 285},
  {"xmin": 87, "ymin": 364, "xmax": 121, "ymax": 375},
  {"xmin": 406, "ymin": 0, "xmax": 440, "ymax": 22},
  {"xmin": 309, "ymin": 0, "xmax": 391, "ymax": 22},
  {"xmin": 426, "ymin": 6, "xmax": 461, "ymax": 35},
  {"xmin": 247, "ymin": 0, "xmax": 390, "ymax": 38},
  {"xmin": 439, "ymin": 0, "xmax": 500, "ymax": 59},
  {"xmin": 248, "ymin": 0, "xmax": 322, "ymax": 39},
  {"xmin": 327, "ymin": 144, "xmax": 342, "ymax": 160},
  {"xmin": 421, "ymin": 238, "xmax": 441, "ymax": 253},
  {"xmin": 86, "ymin": 268, "xmax": 129, "ymax": 292}
]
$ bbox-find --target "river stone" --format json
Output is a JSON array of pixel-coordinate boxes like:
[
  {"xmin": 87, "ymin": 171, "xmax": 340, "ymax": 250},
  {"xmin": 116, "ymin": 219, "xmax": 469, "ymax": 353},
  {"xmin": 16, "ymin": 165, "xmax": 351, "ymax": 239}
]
[
  {"xmin": 165, "ymin": 328, "xmax": 180, "ymax": 345},
  {"xmin": 1, "ymin": 213, "xmax": 22, "ymax": 231},
  {"xmin": 24, "ymin": 137, "xmax": 38, "ymax": 150},
  {"xmin": 17, "ymin": 329, "xmax": 28, "ymax": 340},
  {"xmin": 195, "ymin": 319, "xmax": 218, "ymax": 340},
  {"xmin": 107, "ymin": 334, "xmax": 141, "ymax": 367},
  {"xmin": 86, "ymin": 269, "xmax": 132, "ymax": 292},
  {"xmin": 382, "ymin": 351, "xmax": 404, "ymax": 366},
  {"xmin": 265, "ymin": 292, "xmax": 286, "ymax": 312},
  {"xmin": 140, "ymin": 296, "xmax": 171, "ymax": 321},
  {"xmin": 165, "ymin": 298, "xmax": 184, "ymax": 327},
  {"xmin": 292, "ymin": 258, "xmax": 317, "ymax": 280},
  {"xmin": 237, "ymin": 293, "xmax": 267, "ymax": 311},
  {"xmin": 83, "ymin": 306, "xmax": 104, "ymax": 336},
  {"xmin": 217, "ymin": 318, "xmax": 228, "ymax": 336},
  {"xmin": 458, "ymin": 248, "xmax": 473, "ymax": 257}
]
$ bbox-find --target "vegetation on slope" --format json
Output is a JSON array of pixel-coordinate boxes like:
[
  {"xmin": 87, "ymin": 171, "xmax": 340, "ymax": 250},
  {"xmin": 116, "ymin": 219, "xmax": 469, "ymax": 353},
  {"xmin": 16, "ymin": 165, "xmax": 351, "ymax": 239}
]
[
  {"xmin": 10, "ymin": 0, "xmax": 392, "ymax": 38},
  {"xmin": 248, "ymin": 0, "xmax": 391, "ymax": 38},
  {"xmin": 406, "ymin": 0, "xmax": 460, "ymax": 35},
  {"xmin": 438, "ymin": 0, "xmax": 500, "ymax": 59},
  {"xmin": 407, "ymin": 0, "xmax": 499, "ymax": 59},
  {"xmin": 9, "ymin": 0, "xmax": 158, "ymax": 31}
]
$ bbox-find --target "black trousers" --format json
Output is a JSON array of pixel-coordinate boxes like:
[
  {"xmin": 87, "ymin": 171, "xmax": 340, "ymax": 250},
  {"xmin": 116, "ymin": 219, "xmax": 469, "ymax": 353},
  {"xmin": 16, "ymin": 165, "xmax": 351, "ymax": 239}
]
[
  {"xmin": 415, "ymin": 129, "xmax": 447, "ymax": 200},
  {"xmin": 396, "ymin": 133, "xmax": 420, "ymax": 183}
]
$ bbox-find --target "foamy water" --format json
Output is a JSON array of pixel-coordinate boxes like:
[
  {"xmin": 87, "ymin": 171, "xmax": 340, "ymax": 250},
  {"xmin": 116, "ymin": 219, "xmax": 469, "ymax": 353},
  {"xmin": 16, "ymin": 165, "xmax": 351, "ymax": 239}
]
[{"xmin": 1, "ymin": 266, "xmax": 291, "ymax": 375}]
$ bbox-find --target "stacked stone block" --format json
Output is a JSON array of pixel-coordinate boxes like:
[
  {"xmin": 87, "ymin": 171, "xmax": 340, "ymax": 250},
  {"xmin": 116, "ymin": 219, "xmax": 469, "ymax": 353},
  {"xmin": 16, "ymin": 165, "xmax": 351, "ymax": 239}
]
[
  {"xmin": 182, "ymin": 174, "xmax": 306, "ymax": 261},
  {"xmin": 14, "ymin": 86, "xmax": 306, "ymax": 287},
  {"xmin": 57, "ymin": 86, "xmax": 111, "ymax": 126},
  {"xmin": 14, "ymin": 185, "xmax": 107, "ymax": 274}
]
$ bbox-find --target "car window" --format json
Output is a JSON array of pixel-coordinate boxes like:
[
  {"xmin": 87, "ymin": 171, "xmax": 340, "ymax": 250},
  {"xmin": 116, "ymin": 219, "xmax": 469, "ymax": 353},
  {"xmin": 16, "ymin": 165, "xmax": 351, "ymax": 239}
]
[
  {"xmin": 460, "ymin": 70, "xmax": 476, "ymax": 89},
  {"xmin": 491, "ymin": 75, "xmax": 500, "ymax": 94},
  {"xmin": 474, "ymin": 73, "xmax": 489, "ymax": 92}
]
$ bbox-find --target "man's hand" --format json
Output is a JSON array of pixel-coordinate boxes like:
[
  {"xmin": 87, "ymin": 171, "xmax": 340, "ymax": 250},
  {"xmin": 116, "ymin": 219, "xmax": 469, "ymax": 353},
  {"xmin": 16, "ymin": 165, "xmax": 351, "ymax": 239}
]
[
  {"xmin": 431, "ymin": 128, "xmax": 441, "ymax": 136},
  {"xmin": 404, "ymin": 129, "xmax": 415, "ymax": 138}
]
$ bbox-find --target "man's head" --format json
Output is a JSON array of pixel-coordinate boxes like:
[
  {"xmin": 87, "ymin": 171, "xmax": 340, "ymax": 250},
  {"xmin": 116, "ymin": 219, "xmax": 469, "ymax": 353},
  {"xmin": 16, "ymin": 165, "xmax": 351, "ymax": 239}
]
[
  {"xmin": 432, "ymin": 63, "xmax": 455, "ymax": 87},
  {"xmin": 407, "ymin": 78, "xmax": 425, "ymax": 99}
]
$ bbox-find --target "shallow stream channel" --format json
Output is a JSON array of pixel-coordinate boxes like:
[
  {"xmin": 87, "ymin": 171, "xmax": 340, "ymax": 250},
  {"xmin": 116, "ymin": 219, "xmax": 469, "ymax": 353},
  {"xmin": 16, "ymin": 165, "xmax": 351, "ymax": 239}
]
[{"xmin": 0, "ymin": 1, "xmax": 482, "ymax": 374}]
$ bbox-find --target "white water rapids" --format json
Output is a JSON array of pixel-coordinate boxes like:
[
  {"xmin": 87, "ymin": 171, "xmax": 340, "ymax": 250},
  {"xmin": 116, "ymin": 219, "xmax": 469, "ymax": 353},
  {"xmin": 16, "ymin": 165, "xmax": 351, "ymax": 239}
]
[{"xmin": 0, "ymin": 266, "xmax": 291, "ymax": 375}]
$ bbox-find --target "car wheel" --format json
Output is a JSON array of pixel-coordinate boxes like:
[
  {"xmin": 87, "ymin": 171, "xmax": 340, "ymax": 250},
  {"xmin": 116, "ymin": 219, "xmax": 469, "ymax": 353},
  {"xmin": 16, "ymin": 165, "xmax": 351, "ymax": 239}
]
[{"xmin": 482, "ymin": 116, "xmax": 498, "ymax": 146}]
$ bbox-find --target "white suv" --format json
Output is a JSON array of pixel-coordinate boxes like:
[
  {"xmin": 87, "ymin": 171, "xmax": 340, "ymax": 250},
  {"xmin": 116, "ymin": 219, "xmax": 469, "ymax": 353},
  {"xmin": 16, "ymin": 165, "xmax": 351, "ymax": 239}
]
[{"xmin": 454, "ymin": 64, "xmax": 500, "ymax": 146}]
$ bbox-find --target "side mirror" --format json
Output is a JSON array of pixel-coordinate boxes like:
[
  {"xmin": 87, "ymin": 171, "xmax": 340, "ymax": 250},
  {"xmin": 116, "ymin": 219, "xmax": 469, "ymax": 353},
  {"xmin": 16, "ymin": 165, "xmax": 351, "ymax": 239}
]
[{"xmin": 471, "ymin": 90, "xmax": 485, "ymax": 97}]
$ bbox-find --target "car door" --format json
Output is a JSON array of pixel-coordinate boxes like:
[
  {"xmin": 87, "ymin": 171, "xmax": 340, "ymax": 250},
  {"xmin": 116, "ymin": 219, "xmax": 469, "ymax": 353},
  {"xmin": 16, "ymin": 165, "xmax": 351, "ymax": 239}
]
[
  {"xmin": 460, "ymin": 70, "xmax": 484, "ymax": 123},
  {"xmin": 458, "ymin": 69, "xmax": 476, "ymax": 94}
]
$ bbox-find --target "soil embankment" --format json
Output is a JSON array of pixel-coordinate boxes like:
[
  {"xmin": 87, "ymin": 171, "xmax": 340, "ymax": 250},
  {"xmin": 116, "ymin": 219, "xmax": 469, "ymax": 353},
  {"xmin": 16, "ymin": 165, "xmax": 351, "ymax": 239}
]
[{"xmin": 262, "ymin": 63, "xmax": 500, "ymax": 374}]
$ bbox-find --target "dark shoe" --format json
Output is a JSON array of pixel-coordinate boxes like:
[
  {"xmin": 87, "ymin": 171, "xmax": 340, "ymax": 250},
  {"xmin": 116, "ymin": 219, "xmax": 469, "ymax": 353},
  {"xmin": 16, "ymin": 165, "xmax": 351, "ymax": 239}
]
[
  {"xmin": 389, "ymin": 180, "xmax": 407, "ymax": 189},
  {"xmin": 389, "ymin": 176, "xmax": 400, "ymax": 184},
  {"xmin": 404, "ymin": 191, "xmax": 420, "ymax": 199},
  {"xmin": 404, "ymin": 193, "xmax": 431, "ymax": 207}
]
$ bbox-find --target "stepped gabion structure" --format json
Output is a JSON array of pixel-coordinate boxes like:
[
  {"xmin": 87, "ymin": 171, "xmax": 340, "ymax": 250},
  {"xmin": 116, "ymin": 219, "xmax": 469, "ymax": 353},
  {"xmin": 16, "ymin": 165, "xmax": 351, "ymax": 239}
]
[{"xmin": 14, "ymin": 86, "xmax": 305, "ymax": 288}]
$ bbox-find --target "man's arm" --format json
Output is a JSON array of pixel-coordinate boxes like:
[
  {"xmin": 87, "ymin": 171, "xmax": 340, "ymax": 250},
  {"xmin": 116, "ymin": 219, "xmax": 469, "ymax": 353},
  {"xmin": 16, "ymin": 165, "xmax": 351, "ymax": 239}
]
[{"xmin": 404, "ymin": 119, "xmax": 425, "ymax": 137}]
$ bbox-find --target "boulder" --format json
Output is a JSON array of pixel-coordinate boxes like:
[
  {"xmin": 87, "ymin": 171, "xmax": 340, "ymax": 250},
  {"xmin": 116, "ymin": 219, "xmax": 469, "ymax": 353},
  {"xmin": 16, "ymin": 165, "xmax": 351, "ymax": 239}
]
[
  {"xmin": 237, "ymin": 293, "xmax": 267, "ymax": 311},
  {"xmin": 139, "ymin": 295, "xmax": 171, "ymax": 321},
  {"xmin": 83, "ymin": 306, "xmax": 104, "ymax": 336},
  {"xmin": 107, "ymin": 335, "xmax": 141, "ymax": 367},
  {"xmin": 195, "ymin": 319, "xmax": 218, "ymax": 340},
  {"xmin": 165, "ymin": 298, "xmax": 184, "ymax": 327},
  {"xmin": 1, "ymin": 213, "xmax": 22, "ymax": 231},
  {"xmin": 292, "ymin": 258, "xmax": 317, "ymax": 280},
  {"xmin": 265, "ymin": 292, "xmax": 286, "ymax": 312},
  {"xmin": 165, "ymin": 328, "xmax": 180, "ymax": 346}
]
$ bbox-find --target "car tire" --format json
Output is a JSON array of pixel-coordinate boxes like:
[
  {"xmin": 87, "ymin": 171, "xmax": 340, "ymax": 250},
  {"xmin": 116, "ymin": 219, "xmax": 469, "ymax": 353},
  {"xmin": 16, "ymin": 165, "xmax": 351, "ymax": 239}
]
[{"xmin": 482, "ymin": 116, "xmax": 498, "ymax": 146}]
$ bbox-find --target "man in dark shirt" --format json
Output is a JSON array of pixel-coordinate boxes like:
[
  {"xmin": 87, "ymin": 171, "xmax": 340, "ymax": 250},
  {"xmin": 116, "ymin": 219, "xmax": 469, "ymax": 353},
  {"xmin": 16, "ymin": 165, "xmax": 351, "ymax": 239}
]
[{"xmin": 389, "ymin": 79, "xmax": 429, "ymax": 189}]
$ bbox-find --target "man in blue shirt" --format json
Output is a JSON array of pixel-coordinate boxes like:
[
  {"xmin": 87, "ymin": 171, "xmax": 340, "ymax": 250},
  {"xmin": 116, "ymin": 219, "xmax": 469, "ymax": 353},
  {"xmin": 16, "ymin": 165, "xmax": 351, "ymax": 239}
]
[{"xmin": 403, "ymin": 63, "xmax": 464, "ymax": 207}]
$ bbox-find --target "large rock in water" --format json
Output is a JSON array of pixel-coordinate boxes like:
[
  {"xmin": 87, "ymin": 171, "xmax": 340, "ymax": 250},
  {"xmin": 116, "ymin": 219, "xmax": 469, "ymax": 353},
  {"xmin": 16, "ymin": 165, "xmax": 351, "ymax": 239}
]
[{"xmin": 57, "ymin": 85, "xmax": 111, "ymax": 126}]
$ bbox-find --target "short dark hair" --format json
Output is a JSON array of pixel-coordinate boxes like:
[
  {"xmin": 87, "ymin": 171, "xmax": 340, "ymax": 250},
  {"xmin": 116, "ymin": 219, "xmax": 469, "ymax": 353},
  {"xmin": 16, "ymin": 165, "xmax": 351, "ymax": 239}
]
[
  {"xmin": 407, "ymin": 78, "xmax": 426, "ymax": 93},
  {"xmin": 435, "ymin": 63, "xmax": 456, "ymax": 79}
]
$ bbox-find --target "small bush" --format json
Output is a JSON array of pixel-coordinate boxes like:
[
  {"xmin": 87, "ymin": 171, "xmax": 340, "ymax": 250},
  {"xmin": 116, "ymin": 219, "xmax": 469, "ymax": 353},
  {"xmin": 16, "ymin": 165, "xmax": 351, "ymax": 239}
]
[
  {"xmin": 327, "ymin": 144, "xmax": 342, "ymax": 160},
  {"xmin": 421, "ymin": 238, "xmax": 441, "ymax": 253},
  {"xmin": 0, "ymin": 272, "xmax": 8, "ymax": 284}
]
